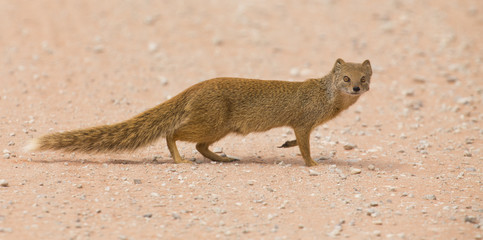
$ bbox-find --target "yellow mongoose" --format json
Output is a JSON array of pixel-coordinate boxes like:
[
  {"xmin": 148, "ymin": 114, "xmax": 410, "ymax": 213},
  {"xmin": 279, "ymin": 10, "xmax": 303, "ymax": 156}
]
[{"xmin": 27, "ymin": 58, "xmax": 372, "ymax": 167}]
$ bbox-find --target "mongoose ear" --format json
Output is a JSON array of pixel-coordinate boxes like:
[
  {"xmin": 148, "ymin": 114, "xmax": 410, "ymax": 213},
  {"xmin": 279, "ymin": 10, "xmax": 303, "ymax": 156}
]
[
  {"xmin": 336, "ymin": 58, "xmax": 345, "ymax": 66},
  {"xmin": 332, "ymin": 58, "xmax": 345, "ymax": 73},
  {"xmin": 362, "ymin": 59, "xmax": 372, "ymax": 75}
]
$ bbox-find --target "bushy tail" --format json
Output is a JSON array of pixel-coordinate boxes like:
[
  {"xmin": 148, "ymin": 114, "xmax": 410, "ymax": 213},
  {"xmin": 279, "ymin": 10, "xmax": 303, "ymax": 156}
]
[{"xmin": 26, "ymin": 102, "xmax": 184, "ymax": 153}]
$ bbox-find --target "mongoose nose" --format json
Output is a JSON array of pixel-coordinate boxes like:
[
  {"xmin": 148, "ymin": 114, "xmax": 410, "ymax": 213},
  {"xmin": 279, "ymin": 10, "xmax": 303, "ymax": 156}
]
[{"xmin": 353, "ymin": 86, "xmax": 360, "ymax": 92}]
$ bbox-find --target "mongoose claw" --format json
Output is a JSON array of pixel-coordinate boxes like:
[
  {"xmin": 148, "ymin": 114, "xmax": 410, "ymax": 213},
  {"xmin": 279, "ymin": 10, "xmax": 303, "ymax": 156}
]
[
  {"xmin": 222, "ymin": 155, "xmax": 241, "ymax": 162},
  {"xmin": 278, "ymin": 140, "xmax": 297, "ymax": 148}
]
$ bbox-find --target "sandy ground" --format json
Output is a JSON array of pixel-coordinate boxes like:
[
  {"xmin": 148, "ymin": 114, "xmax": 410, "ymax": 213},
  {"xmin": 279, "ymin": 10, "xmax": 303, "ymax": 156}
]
[{"xmin": 0, "ymin": 0, "xmax": 482, "ymax": 239}]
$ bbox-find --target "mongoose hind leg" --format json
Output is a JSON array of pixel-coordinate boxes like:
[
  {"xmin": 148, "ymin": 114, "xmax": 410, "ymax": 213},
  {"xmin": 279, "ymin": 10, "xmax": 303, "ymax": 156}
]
[
  {"xmin": 196, "ymin": 142, "xmax": 239, "ymax": 162},
  {"xmin": 294, "ymin": 128, "xmax": 318, "ymax": 167},
  {"xmin": 166, "ymin": 136, "xmax": 192, "ymax": 164}
]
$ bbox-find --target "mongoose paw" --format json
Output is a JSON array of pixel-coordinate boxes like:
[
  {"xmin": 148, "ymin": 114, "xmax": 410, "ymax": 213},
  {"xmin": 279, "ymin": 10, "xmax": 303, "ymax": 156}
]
[
  {"xmin": 174, "ymin": 158, "xmax": 194, "ymax": 164},
  {"xmin": 223, "ymin": 156, "xmax": 241, "ymax": 162},
  {"xmin": 212, "ymin": 155, "xmax": 240, "ymax": 162},
  {"xmin": 305, "ymin": 160, "xmax": 319, "ymax": 167},
  {"xmin": 278, "ymin": 140, "xmax": 297, "ymax": 148},
  {"xmin": 218, "ymin": 153, "xmax": 240, "ymax": 162}
]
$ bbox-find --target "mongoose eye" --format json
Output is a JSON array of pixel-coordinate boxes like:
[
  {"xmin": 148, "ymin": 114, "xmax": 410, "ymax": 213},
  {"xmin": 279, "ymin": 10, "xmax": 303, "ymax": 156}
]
[
  {"xmin": 361, "ymin": 76, "xmax": 366, "ymax": 82},
  {"xmin": 343, "ymin": 76, "xmax": 350, "ymax": 82}
]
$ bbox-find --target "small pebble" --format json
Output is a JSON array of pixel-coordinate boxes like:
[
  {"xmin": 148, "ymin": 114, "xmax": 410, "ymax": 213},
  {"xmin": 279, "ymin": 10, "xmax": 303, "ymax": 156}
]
[
  {"xmin": 413, "ymin": 77, "xmax": 426, "ymax": 84},
  {"xmin": 372, "ymin": 219, "xmax": 383, "ymax": 225},
  {"xmin": 151, "ymin": 192, "xmax": 160, "ymax": 197},
  {"xmin": 402, "ymin": 89, "xmax": 415, "ymax": 96},
  {"xmin": 380, "ymin": 21, "xmax": 394, "ymax": 33},
  {"xmin": 424, "ymin": 194, "xmax": 437, "ymax": 200},
  {"xmin": 446, "ymin": 76, "xmax": 458, "ymax": 83},
  {"xmin": 343, "ymin": 143, "xmax": 357, "ymax": 150},
  {"xmin": 212, "ymin": 36, "xmax": 223, "ymax": 46},
  {"xmin": 147, "ymin": 42, "xmax": 158, "ymax": 52},
  {"xmin": 309, "ymin": 169, "xmax": 321, "ymax": 176},
  {"xmin": 366, "ymin": 208, "xmax": 378, "ymax": 217},
  {"xmin": 367, "ymin": 164, "xmax": 375, "ymax": 171},
  {"xmin": 456, "ymin": 97, "xmax": 473, "ymax": 105},
  {"xmin": 171, "ymin": 212, "xmax": 181, "ymax": 220},
  {"xmin": 0, "ymin": 228, "xmax": 12, "ymax": 233},
  {"xmin": 317, "ymin": 156, "xmax": 330, "ymax": 161},
  {"xmin": 464, "ymin": 215, "xmax": 478, "ymax": 224},
  {"xmin": 144, "ymin": 15, "xmax": 159, "ymax": 25},
  {"xmin": 0, "ymin": 179, "xmax": 8, "ymax": 187},
  {"xmin": 265, "ymin": 187, "xmax": 275, "ymax": 192},
  {"xmin": 328, "ymin": 224, "xmax": 342, "ymax": 237},
  {"xmin": 133, "ymin": 179, "xmax": 142, "ymax": 184},
  {"xmin": 93, "ymin": 45, "xmax": 104, "ymax": 53},
  {"xmin": 143, "ymin": 213, "xmax": 153, "ymax": 218},
  {"xmin": 158, "ymin": 76, "xmax": 168, "ymax": 86},
  {"xmin": 350, "ymin": 167, "xmax": 362, "ymax": 175}
]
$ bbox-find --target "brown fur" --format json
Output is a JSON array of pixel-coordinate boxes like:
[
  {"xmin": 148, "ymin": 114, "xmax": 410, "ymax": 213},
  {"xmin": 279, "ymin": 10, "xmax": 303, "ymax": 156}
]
[{"xmin": 28, "ymin": 58, "xmax": 372, "ymax": 166}]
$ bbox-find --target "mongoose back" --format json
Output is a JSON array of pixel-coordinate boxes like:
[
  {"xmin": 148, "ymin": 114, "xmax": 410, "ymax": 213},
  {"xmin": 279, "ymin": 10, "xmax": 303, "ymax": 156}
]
[{"xmin": 27, "ymin": 58, "xmax": 372, "ymax": 166}]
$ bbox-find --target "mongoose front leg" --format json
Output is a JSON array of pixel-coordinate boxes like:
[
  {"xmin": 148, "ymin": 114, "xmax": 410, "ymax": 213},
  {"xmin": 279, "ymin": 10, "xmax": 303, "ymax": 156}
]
[
  {"xmin": 196, "ymin": 142, "xmax": 239, "ymax": 162},
  {"xmin": 294, "ymin": 128, "xmax": 318, "ymax": 167},
  {"xmin": 278, "ymin": 140, "xmax": 297, "ymax": 148},
  {"xmin": 166, "ymin": 136, "xmax": 192, "ymax": 164}
]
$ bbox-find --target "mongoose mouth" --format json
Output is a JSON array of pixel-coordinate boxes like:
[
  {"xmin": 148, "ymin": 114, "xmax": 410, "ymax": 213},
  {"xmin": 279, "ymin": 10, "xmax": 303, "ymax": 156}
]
[
  {"xmin": 343, "ymin": 90, "xmax": 363, "ymax": 96},
  {"xmin": 341, "ymin": 88, "xmax": 365, "ymax": 96}
]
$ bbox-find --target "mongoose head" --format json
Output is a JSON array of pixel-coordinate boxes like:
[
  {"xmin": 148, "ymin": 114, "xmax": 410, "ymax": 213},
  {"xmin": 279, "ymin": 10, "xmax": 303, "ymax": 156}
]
[{"xmin": 332, "ymin": 58, "xmax": 372, "ymax": 96}]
